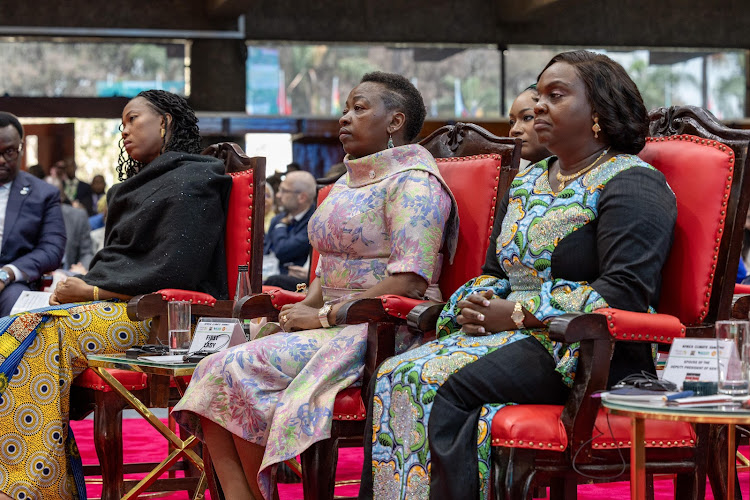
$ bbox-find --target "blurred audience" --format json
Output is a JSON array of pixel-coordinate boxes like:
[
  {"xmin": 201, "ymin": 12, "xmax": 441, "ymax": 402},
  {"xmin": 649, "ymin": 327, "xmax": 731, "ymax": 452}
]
[
  {"xmin": 90, "ymin": 174, "xmax": 106, "ymax": 212},
  {"xmin": 264, "ymin": 182, "xmax": 275, "ymax": 233},
  {"xmin": 45, "ymin": 172, "xmax": 94, "ymax": 271},
  {"xmin": 89, "ymin": 195, "xmax": 107, "ymax": 254},
  {"xmin": 51, "ymin": 158, "xmax": 94, "ymax": 215},
  {"xmin": 27, "ymin": 163, "xmax": 45, "ymax": 179},
  {"xmin": 263, "ymin": 170, "xmax": 316, "ymax": 290}
]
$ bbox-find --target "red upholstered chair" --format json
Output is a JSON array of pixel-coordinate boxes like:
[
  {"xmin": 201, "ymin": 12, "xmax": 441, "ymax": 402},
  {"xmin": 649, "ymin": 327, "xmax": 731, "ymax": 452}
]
[
  {"xmin": 489, "ymin": 106, "xmax": 750, "ymax": 500},
  {"xmin": 69, "ymin": 142, "xmax": 265, "ymax": 500},
  {"xmin": 233, "ymin": 123, "xmax": 522, "ymax": 499}
]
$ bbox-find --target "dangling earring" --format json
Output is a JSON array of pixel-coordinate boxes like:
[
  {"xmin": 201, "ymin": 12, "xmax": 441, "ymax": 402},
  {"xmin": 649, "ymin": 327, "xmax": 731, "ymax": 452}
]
[
  {"xmin": 387, "ymin": 134, "xmax": 394, "ymax": 149},
  {"xmin": 160, "ymin": 128, "xmax": 166, "ymax": 138},
  {"xmin": 592, "ymin": 116, "xmax": 601, "ymax": 139}
]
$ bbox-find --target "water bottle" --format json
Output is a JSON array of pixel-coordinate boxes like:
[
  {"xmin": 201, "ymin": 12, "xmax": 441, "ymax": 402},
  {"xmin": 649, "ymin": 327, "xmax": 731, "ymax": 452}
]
[{"xmin": 235, "ymin": 265, "xmax": 253, "ymax": 340}]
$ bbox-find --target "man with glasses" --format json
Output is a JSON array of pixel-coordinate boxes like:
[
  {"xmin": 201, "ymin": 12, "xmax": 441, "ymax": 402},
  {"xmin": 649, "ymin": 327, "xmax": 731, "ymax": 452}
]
[
  {"xmin": 0, "ymin": 112, "xmax": 66, "ymax": 316},
  {"xmin": 263, "ymin": 170, "xmax": 317, "ymax": 290}
]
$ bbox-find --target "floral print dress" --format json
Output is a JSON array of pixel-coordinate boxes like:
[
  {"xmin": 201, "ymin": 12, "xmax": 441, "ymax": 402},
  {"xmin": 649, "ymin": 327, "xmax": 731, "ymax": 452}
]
[
  {"xmin": 368, "ymin": 154, "xmax": 676, "ymax": 499},
  {"xmin": 172, "ymin": 144, "xmax": 458, "ymax": 500}
]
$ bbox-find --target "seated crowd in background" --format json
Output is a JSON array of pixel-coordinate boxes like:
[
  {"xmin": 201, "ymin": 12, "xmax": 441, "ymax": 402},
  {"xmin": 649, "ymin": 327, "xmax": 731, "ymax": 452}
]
[{"xmin": 262, "ymin": 170, "xmax": 317, "ymax": 290}]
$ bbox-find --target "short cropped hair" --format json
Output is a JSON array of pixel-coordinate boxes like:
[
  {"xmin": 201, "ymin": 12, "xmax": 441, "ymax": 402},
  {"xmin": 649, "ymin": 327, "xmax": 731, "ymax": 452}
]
[
  {"xmin": 360, "ymin": 72, "xmax": 426, "ymax": 142},
  {"xmin": 539, "ymin": 50, "xmax": 648, "ymax": 154},
  {"xmin": 0, "ymin": 112, "xmax": 24, "ymax": 139}
]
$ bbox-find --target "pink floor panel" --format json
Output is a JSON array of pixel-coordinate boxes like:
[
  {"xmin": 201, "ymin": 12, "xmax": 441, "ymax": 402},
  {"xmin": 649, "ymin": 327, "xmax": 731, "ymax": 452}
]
[{"xmin": 71, "ymin": 418, "xmax": 749, "ymax": 499}]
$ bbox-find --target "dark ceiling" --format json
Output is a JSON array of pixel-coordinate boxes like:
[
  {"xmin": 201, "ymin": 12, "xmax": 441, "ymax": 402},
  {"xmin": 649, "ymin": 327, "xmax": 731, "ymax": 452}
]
[{"xmin": 2, "ymin": 0, "xmax": 749, "ymax": 48}]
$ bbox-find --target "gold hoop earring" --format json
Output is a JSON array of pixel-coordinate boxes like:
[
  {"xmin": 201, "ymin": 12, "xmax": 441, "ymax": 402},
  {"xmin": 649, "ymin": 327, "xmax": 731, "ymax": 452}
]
[
  {"xmin": 160, "ymin": 128, "xmax": 166, "ymax": 138},
  {"xmin": 592, "ymin": 117, "xmax": 601, "ymax": 139}
]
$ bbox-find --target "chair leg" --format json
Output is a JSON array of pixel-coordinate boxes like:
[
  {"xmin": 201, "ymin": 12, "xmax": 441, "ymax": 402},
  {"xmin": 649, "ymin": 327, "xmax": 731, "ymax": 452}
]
[
  {"xmin": 503, "ymin": 448, "xmax": 537, "ymax": 500},
  {"xmin": 548, "ymin": 476, "xmax": 576, "ymax": 500},
  {"xmin": 93, "ymin": 391, "xmax": 127, "ymax": 500},
  {"xmin": 300, "ymin": 436, "xmax": 339, "ymax": 500}
]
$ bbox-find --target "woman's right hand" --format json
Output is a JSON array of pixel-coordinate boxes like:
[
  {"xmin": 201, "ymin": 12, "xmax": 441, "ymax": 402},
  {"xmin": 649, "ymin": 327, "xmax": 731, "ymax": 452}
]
[
  {"xmin": 50, "ymin": 276, "xmax": 93, "ymax": 305},
  {"xmin": 279, "ymin": 302, "xmax": 325, "ymax": 331}
]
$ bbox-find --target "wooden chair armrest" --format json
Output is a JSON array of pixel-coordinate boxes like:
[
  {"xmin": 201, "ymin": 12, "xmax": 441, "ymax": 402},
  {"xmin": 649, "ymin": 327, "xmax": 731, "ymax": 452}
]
[
  {"xmin": 733, "ymin": 293, "xmax": 750, "ymax": 320},
  {"xmin": 406, "ymin": 301, "xmax": 446, "ymax": 331},
  {"xmin": 127, "ymin": 292, "xmax": 233, "ymax": 344},
  {"xmin": 234, "ymin": 293, "xmax": 281, "ymax": 321}
]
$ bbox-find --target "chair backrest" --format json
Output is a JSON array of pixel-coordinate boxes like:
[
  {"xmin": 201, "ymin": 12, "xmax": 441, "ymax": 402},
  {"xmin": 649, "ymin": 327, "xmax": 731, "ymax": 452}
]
[
  {"xmin": 201, "ymin": 142, "xmax": 266, "ymax": 297},
  {"xmin": 420, "ymin": 123, "xmax": 521, "ymax": 298},
  {"xmin": 640, "ymin": 106, "xmax": 750, "ymax": 328},
  {"xmin": 309, "ymin": 183, "xmax": 336, "ymax": 279}
]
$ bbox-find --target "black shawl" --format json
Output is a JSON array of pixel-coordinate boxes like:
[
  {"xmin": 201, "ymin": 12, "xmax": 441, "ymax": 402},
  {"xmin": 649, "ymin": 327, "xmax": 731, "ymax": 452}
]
[{"xmin": 84, "ymin": 151, "xmax": 232, "ymax": 299}]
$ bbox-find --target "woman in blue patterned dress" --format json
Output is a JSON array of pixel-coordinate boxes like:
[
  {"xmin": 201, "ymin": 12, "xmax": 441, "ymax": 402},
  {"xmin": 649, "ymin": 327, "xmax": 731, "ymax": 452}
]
[
  {"xmin": 360, "ymin": 50, "xmax": 678, "ymax": 500},
  {"xmin": 172, "ymin": 72, "xmax": 459, "ymax": 500}
]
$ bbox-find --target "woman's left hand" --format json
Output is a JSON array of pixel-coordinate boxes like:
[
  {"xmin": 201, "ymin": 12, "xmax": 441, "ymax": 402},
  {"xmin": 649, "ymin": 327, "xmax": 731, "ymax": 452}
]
[
  {"xmin": 456, "ymin": 291, "xmax": 519, "ymax": 336},
  {"xmin": 279, "ymin": 302, "xmax": 325, "ymax": 331},
  {"xmin": 50, "ymin": 276, "xmax": 94, "ymax": 305}
]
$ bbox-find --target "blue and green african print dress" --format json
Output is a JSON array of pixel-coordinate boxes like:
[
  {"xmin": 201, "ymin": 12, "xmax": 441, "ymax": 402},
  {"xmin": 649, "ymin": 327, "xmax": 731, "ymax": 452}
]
[{"xmin": 367, "ymin": 154, "xmax": 677, "ymax": 499}]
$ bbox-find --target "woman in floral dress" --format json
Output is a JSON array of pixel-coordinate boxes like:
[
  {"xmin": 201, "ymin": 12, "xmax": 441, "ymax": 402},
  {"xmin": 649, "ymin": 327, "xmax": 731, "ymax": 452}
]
[
  {"xmin": 172, "ymin": 72, "xmax": 459, "ymax": 500},
  {"xmin": 360, "ymin": 50, "xmax": 678, "ymax": 500}
]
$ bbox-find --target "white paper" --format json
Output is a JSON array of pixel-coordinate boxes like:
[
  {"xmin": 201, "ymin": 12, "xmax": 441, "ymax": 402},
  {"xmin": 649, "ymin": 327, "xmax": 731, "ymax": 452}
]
[
  {"xmin": 662, "ymin": 338, "xmax": 724, "ymax": 388},
  {"xmin": 140, "ymin": 355, "xmax": 187, "ymax": 364},
  {"xmin": 10, "ymin": 291, "xmax": 53, "ymax": 315}
]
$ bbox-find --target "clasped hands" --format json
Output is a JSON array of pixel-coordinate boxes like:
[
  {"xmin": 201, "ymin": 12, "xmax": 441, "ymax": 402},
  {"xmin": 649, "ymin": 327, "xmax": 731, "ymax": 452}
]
[
  {"xmin": 278, "ymin": 302, "xmax": 327, "ymax": 331},
  {"xmin": 456, "ymin": 290, "xmax": 522, "ymax": 336},
  {"xmin": 276, "ymin": 291, "xmax": 532, "ymax": 335}
]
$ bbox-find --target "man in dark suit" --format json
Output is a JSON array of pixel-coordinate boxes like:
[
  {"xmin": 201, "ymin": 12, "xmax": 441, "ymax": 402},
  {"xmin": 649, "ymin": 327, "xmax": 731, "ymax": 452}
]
[
  {"xmin": 0, "ymin": 112, "xmax": 66, "ymax": 316},
  {"xmin": 263, "ymin": 170, "xmax": 317, "ymax": 290}
]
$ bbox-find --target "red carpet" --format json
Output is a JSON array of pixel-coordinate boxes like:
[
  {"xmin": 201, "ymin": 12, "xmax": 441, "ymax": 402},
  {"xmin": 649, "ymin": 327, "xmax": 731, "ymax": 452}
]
[{"xmin": 71, "ymin": 418, "xmax": 749, "ymax": 499}]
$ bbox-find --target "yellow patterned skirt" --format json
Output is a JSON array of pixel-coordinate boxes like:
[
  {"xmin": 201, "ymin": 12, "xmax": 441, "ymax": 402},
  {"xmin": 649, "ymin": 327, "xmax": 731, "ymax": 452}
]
[{"xmin": 0, "ymin": 301, "xmax": 150, "ymax": 499}]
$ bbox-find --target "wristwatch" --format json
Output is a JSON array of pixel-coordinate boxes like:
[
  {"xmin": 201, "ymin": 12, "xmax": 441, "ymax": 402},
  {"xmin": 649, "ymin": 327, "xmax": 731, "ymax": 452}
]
[
  {"xmin": 0, "ymin": 268, "xmax": 11, "ymax": 286},
  {"xmin": 318, "ymin": 302, "xmax": 333, "ymax": 328},
  {"xmin": 511, "ymin": 301, "xmax": 525, "ymax": 329}
]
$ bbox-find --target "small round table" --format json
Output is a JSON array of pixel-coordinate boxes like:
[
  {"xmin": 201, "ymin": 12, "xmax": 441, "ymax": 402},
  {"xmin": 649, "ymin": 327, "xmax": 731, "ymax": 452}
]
[{"xmin": 602, "ymin": 398, "xmax": 750, "ymax": 500}]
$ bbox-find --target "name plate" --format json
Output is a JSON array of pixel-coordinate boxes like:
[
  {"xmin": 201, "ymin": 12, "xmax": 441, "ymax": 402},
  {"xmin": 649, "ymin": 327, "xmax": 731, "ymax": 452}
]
[
  {"xmin": 662, "ymin": 338, "xmax": 727, "ymax": 388},
  {"xmin": 187, "ymin": 318, "xmax": 247, "ymax": 355}
]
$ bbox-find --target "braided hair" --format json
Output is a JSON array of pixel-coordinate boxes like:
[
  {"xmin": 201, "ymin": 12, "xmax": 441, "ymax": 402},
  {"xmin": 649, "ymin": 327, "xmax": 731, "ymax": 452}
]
[{"xmin": 116, "ymin": 90, "xmax": 202, "ymax": 181}]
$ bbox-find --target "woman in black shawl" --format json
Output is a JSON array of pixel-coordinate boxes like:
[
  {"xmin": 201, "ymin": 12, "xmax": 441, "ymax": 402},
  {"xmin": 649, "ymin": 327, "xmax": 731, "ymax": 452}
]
[{"xmin": 0, "ymin": 90, "xmax": 231, "ymax": 500}]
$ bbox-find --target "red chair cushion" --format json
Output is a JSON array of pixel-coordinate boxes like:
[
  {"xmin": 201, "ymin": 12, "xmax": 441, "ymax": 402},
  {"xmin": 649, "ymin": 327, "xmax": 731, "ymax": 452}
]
[
  {"xmin": 379, "ymin": 295, "xmax": 428, "ymax": 320},
  {"xmin": 490, "ymin": 405, "xmax": 695, "ymax": 450},
  {"xmin": 332, "ymin": 387, "xmax": 367, "ymax": 421},
  {"xmin": 157, "ymin": 289, "xmax": 216, "ymax": 306},
  {"xmin": 435, "ymin": 155, "xmax": 503, "ymax": 299},
  {"xmin": 596, "ymin": 308, "xmax": 686, "ymax": 343},
  {"xmin": 267, "ymin": 289, "xmax": 306, "ymax": 309},
  {"xmin": 638, "ymin": 136, "xmax": 734, "ymax": 326},
  {"xmin": 73, "ymin": 368, "xmax": 148, "ymax": 392},
  {"xmin": 226, "ymin": 168, "xmax": 256, "ymax": 298}
]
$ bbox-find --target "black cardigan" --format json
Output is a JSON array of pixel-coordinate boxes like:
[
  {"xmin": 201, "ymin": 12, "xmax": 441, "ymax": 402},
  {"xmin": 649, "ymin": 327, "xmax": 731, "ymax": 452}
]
[{"xmin": 84, "ymin": 151, "xmax": 232, "ymax": 299}]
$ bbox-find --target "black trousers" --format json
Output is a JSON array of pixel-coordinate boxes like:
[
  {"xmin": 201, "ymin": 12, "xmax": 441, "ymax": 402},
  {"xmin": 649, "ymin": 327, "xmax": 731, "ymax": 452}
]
[{"xmin": 359, "ymin": 336, "xmax": 570, "ymax": 500}]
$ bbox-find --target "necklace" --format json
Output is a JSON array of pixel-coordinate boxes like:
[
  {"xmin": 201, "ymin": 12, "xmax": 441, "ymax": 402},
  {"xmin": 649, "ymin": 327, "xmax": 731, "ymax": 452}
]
[{"xmin": 555, "ymin": 148, "xmax": 610, "ymax": 189}]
